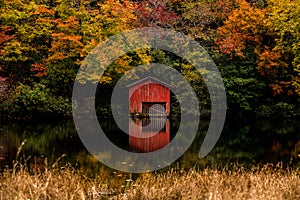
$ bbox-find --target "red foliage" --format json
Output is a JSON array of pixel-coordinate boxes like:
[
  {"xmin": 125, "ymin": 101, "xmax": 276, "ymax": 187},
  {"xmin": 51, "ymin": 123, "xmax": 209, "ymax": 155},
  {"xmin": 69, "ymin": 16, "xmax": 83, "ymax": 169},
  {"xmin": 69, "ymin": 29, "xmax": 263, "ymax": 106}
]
[{"xmin": 134, "ymin": 0, "xmax": 178, "ymax": 27}]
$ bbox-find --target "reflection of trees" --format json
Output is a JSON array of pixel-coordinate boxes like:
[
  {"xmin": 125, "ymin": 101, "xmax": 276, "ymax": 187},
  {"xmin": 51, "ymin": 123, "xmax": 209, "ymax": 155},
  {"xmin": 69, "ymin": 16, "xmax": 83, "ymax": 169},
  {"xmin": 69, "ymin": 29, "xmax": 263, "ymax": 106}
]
[
  {"xmin": 0, "ymin": 131, "xmax": 17, "ymax": 169},
  {"xmin": 1, "ymin": 118, "xmax": 300, "ymax": 174},
  {"xmin": 178, "ymin": 119, "xmax": 300, "ymax": 169},
  {"xmin": 292, "ymin": 140, "xmax": 300, "ymax": 168},
  {"xmin": 0, "ymin": 120, "xmax": 78, "ymax": 167}
]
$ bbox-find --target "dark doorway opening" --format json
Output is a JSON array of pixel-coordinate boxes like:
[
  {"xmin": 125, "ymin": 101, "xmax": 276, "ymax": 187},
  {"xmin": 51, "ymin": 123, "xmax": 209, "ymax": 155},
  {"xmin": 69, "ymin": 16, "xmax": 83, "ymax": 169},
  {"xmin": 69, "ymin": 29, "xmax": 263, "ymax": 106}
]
[{"xmin": 142, "ymin": 102, "xmax": 166, "ymax": 115}]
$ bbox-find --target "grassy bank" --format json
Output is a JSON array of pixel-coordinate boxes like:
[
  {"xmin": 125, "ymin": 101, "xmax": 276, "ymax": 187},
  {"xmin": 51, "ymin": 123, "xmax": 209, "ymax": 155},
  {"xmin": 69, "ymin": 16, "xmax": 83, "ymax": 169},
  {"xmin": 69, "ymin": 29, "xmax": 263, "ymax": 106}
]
[{"xmin": 0, "ymin": 163, "xmax": 299, "ymax": 200}]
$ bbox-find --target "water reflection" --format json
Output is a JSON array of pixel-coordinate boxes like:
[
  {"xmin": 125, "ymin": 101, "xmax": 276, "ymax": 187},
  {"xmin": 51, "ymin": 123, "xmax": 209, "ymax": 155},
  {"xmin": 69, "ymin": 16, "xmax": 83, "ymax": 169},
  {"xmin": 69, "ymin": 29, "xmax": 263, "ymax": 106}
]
[
  {"xmin": 129, "ymin": 118, "xmax": 170, "ymax": 152},
  {"xmin": 0, "ymin": 132, "xmax": 16, "ymax": 169},
  {"xmin": 0, "ymin": 118, "xmax": 299, "ymax": 174}
]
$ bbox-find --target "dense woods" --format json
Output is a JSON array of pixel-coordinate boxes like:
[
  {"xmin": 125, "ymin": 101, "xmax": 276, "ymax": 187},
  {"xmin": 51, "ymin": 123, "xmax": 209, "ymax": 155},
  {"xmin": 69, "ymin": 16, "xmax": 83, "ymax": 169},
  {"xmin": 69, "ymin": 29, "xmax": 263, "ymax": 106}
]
[{"xmin": 0, "ymin": 0, "xmax": 299, "ymax": 119}]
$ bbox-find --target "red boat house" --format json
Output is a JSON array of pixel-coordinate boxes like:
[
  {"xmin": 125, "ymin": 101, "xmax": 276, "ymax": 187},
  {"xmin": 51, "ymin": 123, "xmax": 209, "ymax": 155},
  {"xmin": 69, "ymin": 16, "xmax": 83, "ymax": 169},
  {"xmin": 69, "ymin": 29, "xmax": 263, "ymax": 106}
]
[{"xmin": 127, "ymin": 76, "xmax": 171, "ymax": 117}]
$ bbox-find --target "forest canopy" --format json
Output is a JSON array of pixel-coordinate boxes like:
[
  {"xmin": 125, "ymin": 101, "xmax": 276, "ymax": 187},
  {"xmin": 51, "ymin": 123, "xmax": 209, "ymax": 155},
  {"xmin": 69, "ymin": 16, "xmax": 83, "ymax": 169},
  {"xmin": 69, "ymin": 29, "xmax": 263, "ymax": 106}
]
[{"xmin": 0, "ymin": 0, "xmax": 299, "ymax": 119}]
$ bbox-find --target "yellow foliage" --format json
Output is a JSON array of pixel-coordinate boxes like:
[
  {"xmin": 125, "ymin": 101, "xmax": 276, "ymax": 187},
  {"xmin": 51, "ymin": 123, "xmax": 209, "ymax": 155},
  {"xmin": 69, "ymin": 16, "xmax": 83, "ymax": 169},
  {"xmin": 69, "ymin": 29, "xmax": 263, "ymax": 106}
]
[
  {"xmin": 135, "ymin": 49, "xmax": 152, "ymax": 65},
  {"xmin": 98, "ymin": 0, "xmax": 137, "ymax": 38}
]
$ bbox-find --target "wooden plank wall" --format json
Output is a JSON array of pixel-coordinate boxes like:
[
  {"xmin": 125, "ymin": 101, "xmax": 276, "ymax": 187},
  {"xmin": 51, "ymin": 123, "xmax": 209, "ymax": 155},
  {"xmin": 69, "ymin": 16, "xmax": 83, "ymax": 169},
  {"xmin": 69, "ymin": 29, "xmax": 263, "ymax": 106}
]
[{"xmin": 129, "ymin": 81, "xmax": 170, "ymax": 114}]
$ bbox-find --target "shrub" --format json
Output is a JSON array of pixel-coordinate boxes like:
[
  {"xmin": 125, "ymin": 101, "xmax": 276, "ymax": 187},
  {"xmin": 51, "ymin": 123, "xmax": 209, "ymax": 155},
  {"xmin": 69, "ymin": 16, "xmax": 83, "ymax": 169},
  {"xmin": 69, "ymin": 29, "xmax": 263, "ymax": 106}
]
[{"xmin": 5, "ymin": 83, "xmax": 71, "ymax": 118}]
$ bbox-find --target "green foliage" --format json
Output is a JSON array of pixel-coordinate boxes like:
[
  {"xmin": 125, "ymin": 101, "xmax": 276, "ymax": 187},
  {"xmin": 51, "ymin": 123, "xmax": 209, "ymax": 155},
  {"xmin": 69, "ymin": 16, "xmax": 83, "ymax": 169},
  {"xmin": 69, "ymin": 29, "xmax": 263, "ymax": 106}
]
[
  {"xmin": 4, "ymin": 83, "xmax": 71, "ymax": 118},
  {"xmin": 225, "ymin": 78, "xmax": 263, "ymax": 110},
  {"xmin": 255, "ymin": 103, "xmax": 296, "ymax": 118}
]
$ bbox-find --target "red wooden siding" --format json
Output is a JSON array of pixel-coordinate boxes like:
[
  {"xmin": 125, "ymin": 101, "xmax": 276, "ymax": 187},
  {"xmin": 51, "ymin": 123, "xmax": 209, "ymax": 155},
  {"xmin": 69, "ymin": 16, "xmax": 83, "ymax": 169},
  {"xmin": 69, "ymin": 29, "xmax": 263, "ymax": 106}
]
[
  {"xmin": 129, "ymin": 119, "xmax": 170, "ymax": 152},
  {"xmin": 128, "ymin": 78, "xmax": 171, "ymax": 114}
]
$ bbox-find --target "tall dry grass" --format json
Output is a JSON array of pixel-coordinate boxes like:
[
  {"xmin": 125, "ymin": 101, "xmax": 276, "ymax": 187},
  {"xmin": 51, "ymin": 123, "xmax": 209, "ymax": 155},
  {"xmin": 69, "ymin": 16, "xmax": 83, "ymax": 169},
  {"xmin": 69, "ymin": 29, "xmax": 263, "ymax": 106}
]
[
  {"xmin": 0, "ymin": 162, "xmax": 299, "ymax": 200},
  {"xmin": 0, "ymin": 159, "xmax": 126, "ymax": 199},
  {"xmin": 115, "ymin": 164, "xmax": 300, "ymax": 200}
]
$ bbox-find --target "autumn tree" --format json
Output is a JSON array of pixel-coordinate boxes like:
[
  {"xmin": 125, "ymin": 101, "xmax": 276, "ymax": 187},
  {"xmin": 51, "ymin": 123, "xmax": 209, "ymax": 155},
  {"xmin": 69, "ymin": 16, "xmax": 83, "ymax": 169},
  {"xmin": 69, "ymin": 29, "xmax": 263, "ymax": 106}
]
[
  {"xmin": 216, "ymin": 0, "xmax": 300, "ymax": 97},
  {"xmin": 42, "ymin": 0, "xmax": 103, "ymax": 96},
  {"xmin": 172, "ymin": 0, "xmax": 236, "ymax": 46},
  {"xmin": 260, "ymin": 0, "xmax": 300, "ymax": 96},
  {"xmin": 0, "ymin": 0, "xmax": 53, "ymax": 85},
  {"xmin": 213, "ymin": 0, "xmax": 270, "ymax": 115}
]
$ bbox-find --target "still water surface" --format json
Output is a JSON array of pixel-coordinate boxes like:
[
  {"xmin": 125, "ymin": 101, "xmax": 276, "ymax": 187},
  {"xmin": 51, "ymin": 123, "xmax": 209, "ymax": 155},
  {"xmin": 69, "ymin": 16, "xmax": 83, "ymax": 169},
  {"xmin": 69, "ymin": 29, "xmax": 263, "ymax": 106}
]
[{"xmin": 0, "ymin": 118, "xmax": 299, "ymax": 175}]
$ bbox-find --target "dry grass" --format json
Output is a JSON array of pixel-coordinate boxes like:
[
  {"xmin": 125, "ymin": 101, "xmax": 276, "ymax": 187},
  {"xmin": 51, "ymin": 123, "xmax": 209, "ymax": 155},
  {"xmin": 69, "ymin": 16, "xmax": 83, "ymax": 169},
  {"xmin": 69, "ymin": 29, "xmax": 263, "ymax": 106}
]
[
  {"xmin": 116, "ymin": 164, "xmax": 300, "ymax": 200},
  {"xmin": 0, "ymin": 163, "xmax": 299, "ymax": 200},
  {"xmin": 0, "ymin": 163, "xmax": 123, "ymax": 199}
]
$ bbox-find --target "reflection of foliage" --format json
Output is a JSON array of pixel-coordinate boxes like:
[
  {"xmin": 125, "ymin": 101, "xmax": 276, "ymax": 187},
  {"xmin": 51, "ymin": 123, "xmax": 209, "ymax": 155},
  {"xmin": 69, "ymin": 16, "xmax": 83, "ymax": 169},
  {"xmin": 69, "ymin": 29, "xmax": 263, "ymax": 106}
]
[
  {"xmin": 1, "ymin": 118, "xmax": 300, "ymax": 175},
  {"xmin": 178, "ymin": 119, "xmax": 300, "ymax": 169},
  {"xmin": 3, "ymin": 120, "xmax": 76, "ymax": 156},
  {"xmin": 291, "ymin": 140, "xmax": 300, "ymax": 167}
]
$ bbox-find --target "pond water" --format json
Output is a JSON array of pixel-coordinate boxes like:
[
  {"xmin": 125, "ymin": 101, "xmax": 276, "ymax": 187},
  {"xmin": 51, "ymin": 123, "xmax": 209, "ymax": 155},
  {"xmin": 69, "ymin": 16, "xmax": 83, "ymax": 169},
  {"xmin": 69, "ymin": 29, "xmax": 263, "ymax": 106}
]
[{"xmin": 0, "ymin": 118, "xmax": 300, "ymax": 176}]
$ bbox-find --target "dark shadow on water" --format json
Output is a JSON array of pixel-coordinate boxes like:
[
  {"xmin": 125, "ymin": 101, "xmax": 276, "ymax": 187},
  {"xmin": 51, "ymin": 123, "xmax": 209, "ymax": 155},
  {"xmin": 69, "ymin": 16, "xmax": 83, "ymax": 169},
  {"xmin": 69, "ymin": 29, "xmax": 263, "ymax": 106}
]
[{"xmin": 0, "ymin": 118, "xmax": 300, "ymax": 176}]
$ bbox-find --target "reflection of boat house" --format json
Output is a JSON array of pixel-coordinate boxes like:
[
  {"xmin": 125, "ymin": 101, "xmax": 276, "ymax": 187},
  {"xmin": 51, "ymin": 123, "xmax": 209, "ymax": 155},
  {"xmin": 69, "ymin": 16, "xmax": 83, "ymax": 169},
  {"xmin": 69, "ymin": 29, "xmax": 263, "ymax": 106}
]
[
  {"xmin": 129, "ymin": 119, "xmax": 170, "ymax": 152},
  {"xmin": 127, "ymin": 76, "xmax": 171, "ymax": 117}
]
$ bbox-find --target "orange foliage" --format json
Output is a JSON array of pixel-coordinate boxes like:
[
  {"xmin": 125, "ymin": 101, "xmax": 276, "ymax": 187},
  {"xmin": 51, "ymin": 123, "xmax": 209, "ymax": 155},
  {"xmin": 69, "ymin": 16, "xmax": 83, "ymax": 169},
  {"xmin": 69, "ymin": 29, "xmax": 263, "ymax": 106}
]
[
  {"xmin": 30, "ymin": 6, "xmax": 54, "ymax": 15},
  {"xmin": 215, "ymin": 0, "xmax": 266, "ymax": 58},
  {"xmin": 257, "ymin": 48, "xmax": 282, "ymax": 75},
  {"xmin": 46, "ymin": 15, "xmax": 83, "ymax": 62},
  {"xmin": 31, "ymin": 63, "xmax": 47, "ymax": 77},
  {"xmin": 257, "ymin": 47, "xmax": 292, "ymax": 95},
  {"xmin": 268, "ymin": 82, "xmax": 293, "ymax": 96},
  {"xmin": 56, "ymin": 16, "xmax": 80, "ymax": 30},
  {"xmin": 0, "ymin": 26, "xmax": 13, "ymax": 56}
]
